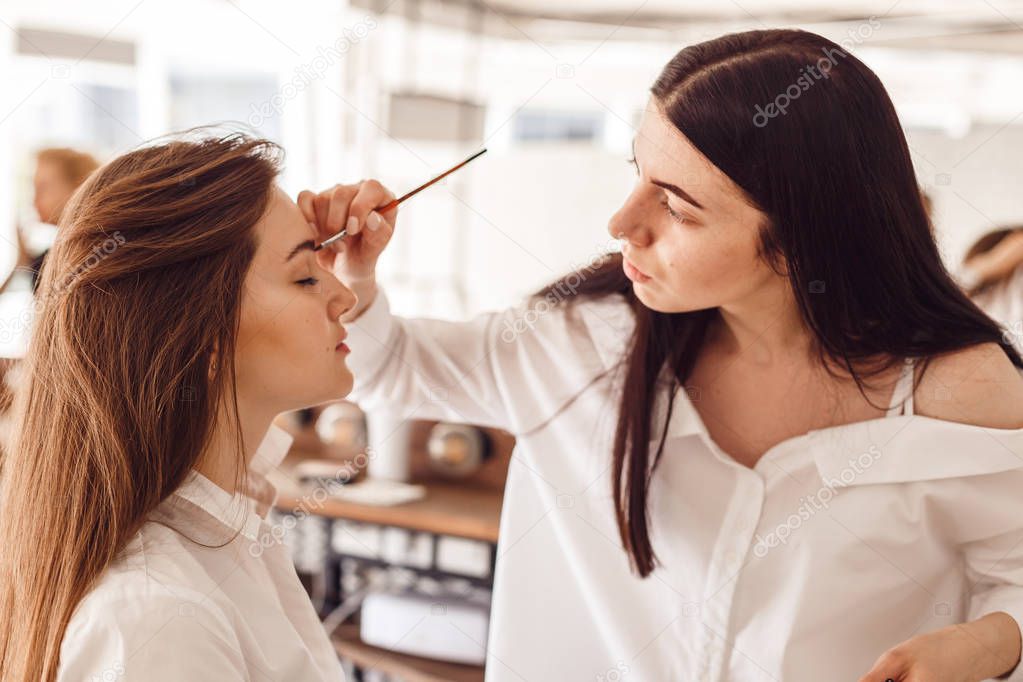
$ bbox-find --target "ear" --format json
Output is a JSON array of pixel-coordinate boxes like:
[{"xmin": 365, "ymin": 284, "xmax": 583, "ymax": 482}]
[{"xmin": 208, "ymin": 340, "xmax": 220, "ymax": 381}]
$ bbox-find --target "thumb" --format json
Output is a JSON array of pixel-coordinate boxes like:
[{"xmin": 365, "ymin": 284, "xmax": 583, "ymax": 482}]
[{"xmin": 859, "ymin": 653, "xmax": 907, "ymax": 682}]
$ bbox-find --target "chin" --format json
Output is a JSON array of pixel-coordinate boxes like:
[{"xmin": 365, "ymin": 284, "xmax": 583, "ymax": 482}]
[
  {"xmin": 632, "ymin": 284, "xmax": 672, "ymax": 312},
  {"xmin": 335, "ymin": 366, "xmax": 355, "ymax": 398},
  {"xmin": 287, "ymin": 370, "xmax": 354, "ymax": 412},
  {"xmin": 633, "ymin": 284, "xmax": 707, "ymax": 314}
]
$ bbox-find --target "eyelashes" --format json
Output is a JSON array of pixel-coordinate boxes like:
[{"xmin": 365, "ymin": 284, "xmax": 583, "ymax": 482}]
[
  {"xmin": 296, "ymin": 277, "xmax": 320, "ymax": 287},
  {"xmin": 661, "ymin": 197, "xmax": 687, "ymax": 224}
]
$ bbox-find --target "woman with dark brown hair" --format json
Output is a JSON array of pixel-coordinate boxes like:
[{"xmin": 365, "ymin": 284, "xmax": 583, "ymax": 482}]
[
  {"xmin": 0, "ymin": 131, "xmax": 392, "ymax": 681},
  {"xmin": 311, "ymin": 29, "xmax": 1023, "ymax": 682}
]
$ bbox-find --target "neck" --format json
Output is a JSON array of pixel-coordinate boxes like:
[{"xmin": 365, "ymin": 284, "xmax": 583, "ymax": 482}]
[
  {"xmin": 710, "ymin": 278, "xmax": 813, "ymax": 366},
  {"xmin": 195, "ymin": 398, "xmax": 275, "ymax": 495}
]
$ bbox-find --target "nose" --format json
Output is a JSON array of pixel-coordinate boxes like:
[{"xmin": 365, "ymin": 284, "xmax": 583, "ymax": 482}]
[
  {"xmin": 607, "ymin": 188, "xmax": 652, "ymax": 248},
  {"xmin": 326, "ymin": 275, "xmax": 358, "ymax": 321}
]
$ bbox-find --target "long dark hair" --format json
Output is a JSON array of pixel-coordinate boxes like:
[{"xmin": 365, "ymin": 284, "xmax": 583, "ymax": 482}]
[{"xmin": 539, "ymin": 29, "xmax": 1023, "ymax": 578}]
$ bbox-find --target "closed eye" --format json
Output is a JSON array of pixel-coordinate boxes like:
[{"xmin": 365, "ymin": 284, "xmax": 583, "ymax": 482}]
[
  {"xmin": 296, "ymin": 277, "xmax": 319, "ymax": 287},
  {"xmin": 661, "ymin": 196, "xmax": 688, "ymax": 225}
]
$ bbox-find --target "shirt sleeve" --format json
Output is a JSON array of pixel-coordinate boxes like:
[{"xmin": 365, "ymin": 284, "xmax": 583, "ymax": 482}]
[
  {"xmin": 58, "ymin": 591, "xmax": 247, "ymax": 681},
  {"xmin": 953, "ymin": 470, "xmax": 1023, "ymax": 681},
  {"xmin": 344, "ymin": 287, "xmax": 634, "ymax": 435}
]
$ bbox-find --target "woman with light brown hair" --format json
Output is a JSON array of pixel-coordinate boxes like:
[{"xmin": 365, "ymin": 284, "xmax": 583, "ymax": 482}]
[
  {"xmin": 0, "ymin": 147, "xmax": 101, "ymax": 295},
  {"xmin": 32, "ymin": 147, "xmax": 101, "ymax": 226},
  {"xmin": 0, "ymin": 131, "xmax": 396, "ymax": 681}
]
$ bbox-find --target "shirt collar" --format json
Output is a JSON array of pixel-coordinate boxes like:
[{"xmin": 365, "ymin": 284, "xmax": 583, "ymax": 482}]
[
  {"xmin": 811, "ymin": 416, "xmax": 1023, "ymax": 486},
  {"xmin": 164, "ymin": 423, "xmax": 295, "ymax": 542},
  {"xmin": 653, "ymin": 384, "xmax": 1023, "ymax": 484},
  {"xmin": 250, "ymin": 422, "xmax": 295, "ymax": 476},
  {"xmin": 171, "ymin": 470, "xmax": 262, "ymax": 541}
]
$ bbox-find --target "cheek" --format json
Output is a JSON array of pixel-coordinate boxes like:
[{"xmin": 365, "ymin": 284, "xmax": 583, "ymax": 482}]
[
  {"xmin": 660, "ymin": 231, "xmax": 752, "ymax": 286},
  {"xmin": 236, "ymin": 298, "xmax": 312, "ymax": 375},
  {"xmin": 234, "ymin": 314, "xmax": 286, "ymax": 382}
]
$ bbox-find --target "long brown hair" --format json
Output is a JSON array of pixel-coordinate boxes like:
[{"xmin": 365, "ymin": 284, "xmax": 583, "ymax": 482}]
[
  {"xmin": 0, "ymin": 130, "xmax": 282, "ymax": 680},
  {"xmin": 540, "ymin": 29, "xmax": 1023, "ymax": 577}
]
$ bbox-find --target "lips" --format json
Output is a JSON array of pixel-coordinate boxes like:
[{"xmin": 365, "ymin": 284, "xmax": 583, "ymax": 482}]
[
  {"xmin": 335, "ymin": 331, "xmax": 350, "ymax": 353},
  {"xmin": 623, "ymin": 258, "xmax": 652, "ymax": 283}
]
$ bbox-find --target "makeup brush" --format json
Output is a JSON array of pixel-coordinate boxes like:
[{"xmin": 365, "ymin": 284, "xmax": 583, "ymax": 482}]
[{"xmin": 313, "ymin": 148, "xmax": 488, "ymax": 252}]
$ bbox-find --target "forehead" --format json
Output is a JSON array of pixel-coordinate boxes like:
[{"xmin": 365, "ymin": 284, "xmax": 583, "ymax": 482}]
[
  {"xmin": 634, "ymin": 99, "xmax": 742, "ymax": 209},
  {"xmin": 253, "ymin": 186, "xmax": 316, "ymax": 265}
]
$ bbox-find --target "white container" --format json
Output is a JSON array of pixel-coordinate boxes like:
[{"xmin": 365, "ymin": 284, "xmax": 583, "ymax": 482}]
[
  {"xmin": 364, "ymin": 410, "xmax": 411, "ymax": 482},
  {"xmin": 360, "ymin": 591, "xmax": 489, "ymax": 665}
]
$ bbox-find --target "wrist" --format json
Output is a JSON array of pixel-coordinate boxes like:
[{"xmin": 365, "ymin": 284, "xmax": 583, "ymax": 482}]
[
  {"xmin": 990, "ymin": 611, "xmax": 1022, "ymax": 679},
  {"xmin": 341, "ymin": 275, "xmax": 378, "ymax": 323},
  {"xmin": 960, "ymin": 612, "xmax": 1021, "ymax": 680}
]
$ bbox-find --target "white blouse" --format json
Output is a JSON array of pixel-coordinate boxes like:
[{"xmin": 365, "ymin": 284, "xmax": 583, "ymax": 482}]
[
  {"xmin": 346, "ymin": 288, "xmax": 1023, "ymax": 682},
  {"xmin": 58, "ymin": 424, "xmax": 345, "ymax": 681}
]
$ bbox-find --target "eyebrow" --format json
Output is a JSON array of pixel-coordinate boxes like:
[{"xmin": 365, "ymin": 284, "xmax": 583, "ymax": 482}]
[
  {"xmin": 651, "ymin": 179, "xmax": 705, "ymax": 211},
  {"xmin": 631, "ymin": 139, "xmax": 706, "ymax": 211},
  {"xmin": 284, "ymin": 239, "xmax": 316, "ymax": 262}
]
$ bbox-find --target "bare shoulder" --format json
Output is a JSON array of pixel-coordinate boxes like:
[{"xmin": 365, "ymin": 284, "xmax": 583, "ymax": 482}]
[{"xmin": 914, "ymin": 342, "xmax": 1023, "ymax": 428}]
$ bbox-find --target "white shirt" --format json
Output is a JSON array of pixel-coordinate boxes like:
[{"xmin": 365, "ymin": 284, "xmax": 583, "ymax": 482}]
[
  {"xmin": 347, "ymin": 288, "xmax": 1023, "ymax": 682},
  {"xmin": 58, "ymin": 424, "xmax": 345, "ymax": 681}
]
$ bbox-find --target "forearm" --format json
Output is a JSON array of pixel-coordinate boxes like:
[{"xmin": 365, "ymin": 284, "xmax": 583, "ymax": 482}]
[
  {"xmin": 965, "ymin": 252, "xmax": 1018, "ymax": 288},
  {"xmin": 341, "ymin": 275, "xmax": 378, "ymax": 323},
  {"xmin": 958, "ymin": 611, "xmax": 1021, "ymax": 680}
]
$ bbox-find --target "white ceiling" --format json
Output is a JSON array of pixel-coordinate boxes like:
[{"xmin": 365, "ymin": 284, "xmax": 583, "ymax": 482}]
[
  {"xmin": 362, "ymin": 0, "xmax": 1023, "ymax": 53},
  {"xmin": 474, "ymin": 0, "xmax": 1020, "ymax": 25}
]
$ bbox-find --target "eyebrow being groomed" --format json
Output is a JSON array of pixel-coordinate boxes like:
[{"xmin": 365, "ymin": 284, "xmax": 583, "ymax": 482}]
[{"xmin": 284, "ymin": 239, "xmax": 316, "ymax": 263}]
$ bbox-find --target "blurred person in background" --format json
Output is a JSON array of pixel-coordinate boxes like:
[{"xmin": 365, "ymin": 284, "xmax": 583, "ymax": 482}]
[
  {"xmin": 958, "ymin": 226, "xmax": 1023, "ymax": 348},
  {"xmin": 0, "ymin": 149, "xmax": 100, "ymax": 431},
  {"xmin": 0, "ymin": 147, "xmax": 99, "ymax": 295}
]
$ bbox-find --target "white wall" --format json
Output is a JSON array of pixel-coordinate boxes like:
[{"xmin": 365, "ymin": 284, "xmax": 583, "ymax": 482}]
[{"xmin": 908, "ymin": 124, "xmax": 1023, "ymax": 266}]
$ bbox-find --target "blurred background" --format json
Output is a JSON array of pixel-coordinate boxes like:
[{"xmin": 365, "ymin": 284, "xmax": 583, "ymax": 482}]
[
  {"xmin": 2, "ymin": 1, "xmax": 1022, "ymax": 679},
  {"xmin": 2, "ymin": 0, "xmax": 1022, "ymax": 322}
]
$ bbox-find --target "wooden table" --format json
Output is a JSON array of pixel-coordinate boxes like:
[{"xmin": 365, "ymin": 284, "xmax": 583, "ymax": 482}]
[
  {"xmin": 332, "ymin": 624, "xmax": 484, "ymax": 682},
  {"xmin": 275, "ymin": 482, "xmax": 502, "ymax": 543}
]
